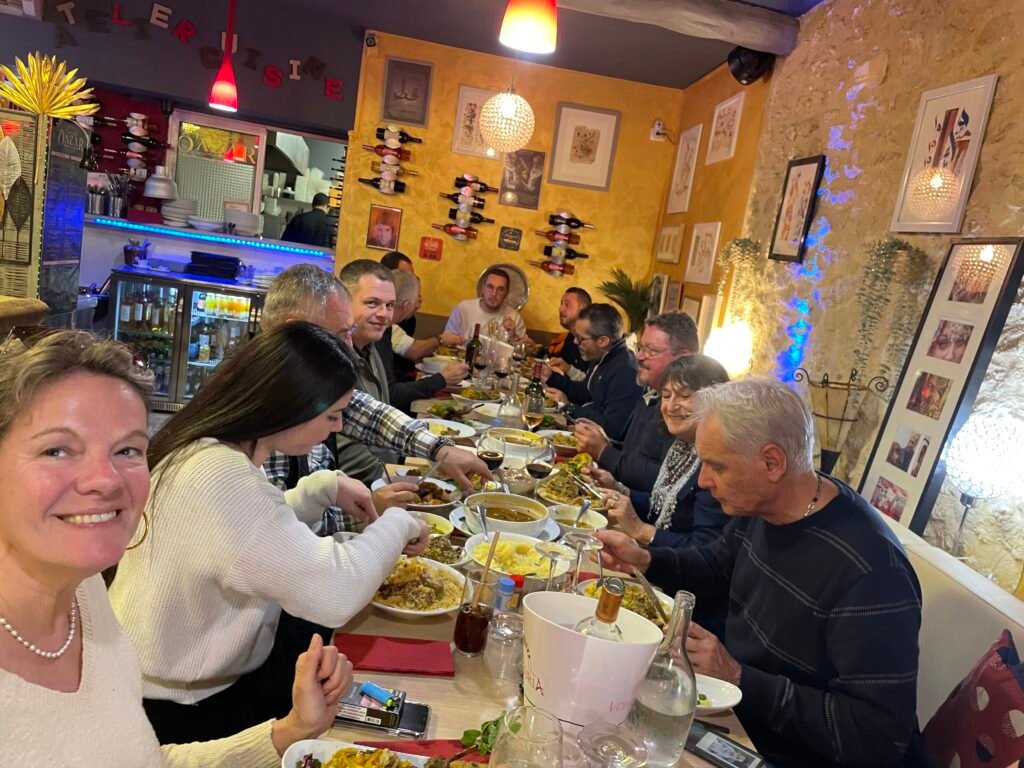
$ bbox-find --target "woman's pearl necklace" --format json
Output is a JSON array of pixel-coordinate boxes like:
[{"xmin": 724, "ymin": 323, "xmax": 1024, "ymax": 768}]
[{"xmin": 0, "ymin": 600, "xmax": 77, "ymax": 659}]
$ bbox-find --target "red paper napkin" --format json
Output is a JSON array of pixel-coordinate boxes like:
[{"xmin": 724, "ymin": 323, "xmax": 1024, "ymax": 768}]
[
  {"xmin": 355, "ymin": 739, "xmax": 488, "ymax": 763},
  {"xmin": 334, "ymin": 633, "xmax": 455, "ymax": 676}
]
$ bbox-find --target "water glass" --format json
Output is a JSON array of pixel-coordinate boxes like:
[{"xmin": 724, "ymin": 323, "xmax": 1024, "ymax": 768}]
[
  {"xmin": 454, "ymin": 567, "xmax": 498, "ymax": 656},
  {"xmin": 490, "ymin": 706, "xmax": 564, "ymax": 768},
  {"xmin": 484, "ymin": 612, "xmax": 524, "ymax": 683},
  {"xmin": 577, "ymin": 723, "xmax": 648, "ymax": 768}
]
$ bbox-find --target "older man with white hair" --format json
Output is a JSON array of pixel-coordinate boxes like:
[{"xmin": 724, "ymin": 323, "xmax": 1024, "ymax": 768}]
[{"xmin": 597, "ymin": 378, "xmax": 928, "ymax": 768}]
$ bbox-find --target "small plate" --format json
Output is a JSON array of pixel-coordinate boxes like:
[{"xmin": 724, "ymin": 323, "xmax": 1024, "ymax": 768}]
[
  {"xmin": 450, "ymin": 505, "xmax": 561, "ymax": 542},
  {"xmin": 282, "ymin": 739, "xmax": 429, "ymax": 768},
  {"xmin": 537, "ymin": 429, "xmax": 579, "ymax": 457},
  {"xmin": 695, "ymin": 673, "xmax": 743, "ymax": 715},
  {"xmin": 371, "ymin": 477, "xmax": 461, "ymax": 513},
  {"xmin": 423, "ymin": 418, "xmax": 476, "ymax": 439}
]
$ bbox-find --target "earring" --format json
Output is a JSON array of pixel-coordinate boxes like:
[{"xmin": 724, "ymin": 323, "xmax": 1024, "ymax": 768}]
[{"xmin": 125, "ymin": 511, "xmax": 149, "ymax": 551}]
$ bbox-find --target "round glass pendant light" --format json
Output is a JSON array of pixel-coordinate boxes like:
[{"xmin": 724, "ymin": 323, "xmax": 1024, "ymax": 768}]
[
  {"xmin": 906, "ymin": 166, "xmax": 959, "ymax": 220},
  {"xmin": 479, "ymin": 87, "xmax": 535, "ymax": 153}
]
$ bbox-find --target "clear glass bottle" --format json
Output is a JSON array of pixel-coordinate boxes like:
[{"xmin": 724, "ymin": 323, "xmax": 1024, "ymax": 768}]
[
  {"xmin": 574, "ymin": 576, "xmax": 625, "ymax": 640},
  {"xmin": 625, "ymin": 591, "xmax": 698, "ymax": 768},
  {"xmin": 496, "ymin": 372, "xmax": 525, "ymax": 429}
]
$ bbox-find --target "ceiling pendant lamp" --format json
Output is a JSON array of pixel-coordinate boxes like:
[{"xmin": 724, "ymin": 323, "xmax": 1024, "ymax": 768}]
[
  {"xmin": 479, "ymin": 86, "xmax": 535, "ymax": 153},
  {"xmin": 209, "ymin": 0, "xmax": 239, "ymax": 112},
  {"xmin": 499, "ymin": 0, "xmax": 558, "ymax": 54}
]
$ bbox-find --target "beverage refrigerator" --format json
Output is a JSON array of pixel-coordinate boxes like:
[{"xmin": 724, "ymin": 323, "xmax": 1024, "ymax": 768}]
[{"xmin": 109, "ymin": 266, "xmax": 265, "ymax": 412}]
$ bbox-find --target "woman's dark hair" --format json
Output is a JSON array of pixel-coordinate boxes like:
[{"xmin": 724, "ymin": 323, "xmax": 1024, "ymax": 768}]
[
  {"xmin": 147, "ymin": 321, "xmax": 355, "ymax": 470},
  {"xmin": 661, "ymin": 354, "xmax": 730, "ymax": 393}
]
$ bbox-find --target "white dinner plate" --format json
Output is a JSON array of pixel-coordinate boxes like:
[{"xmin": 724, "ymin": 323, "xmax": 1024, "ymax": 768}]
[
  {"xmin": 371, "ymin": 558, "xmax": 465, "ymax": 619},
  {"xmin": 451, "ymin": 506, "xmax": 561, "ymax": 542},
  {"xmin": 695, "ymin": 672, "xmax": 743, "ymax": 715},
  {"xmin": 423, "ymin": 418, "xmax": 476, "ymax": 439},
  {"xmin": 370, "ymin": 477, "xmax": 461, "ymax": 513},
  {"xmin": 283, "ymin": 739, "xmax": 428, "ymax": 768}
]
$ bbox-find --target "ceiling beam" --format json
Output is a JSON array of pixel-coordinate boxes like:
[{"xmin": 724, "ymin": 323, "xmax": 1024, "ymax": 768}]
[{"xmin": 558, "ymin": 0, "xmax": 799, "ymax": 55}]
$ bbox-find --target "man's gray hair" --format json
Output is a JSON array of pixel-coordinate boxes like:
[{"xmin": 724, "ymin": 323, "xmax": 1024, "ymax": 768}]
[
  {"xmin": 391, "ymin": 268, "xmax": 419, "ymax": 304},
  {"xmin": 646, "ymin": 311, "xmax": 700, "ymax": 354},
  {"xmin": 579, "ymin": 303, "xmax": 624, "ymax": 341},
  {"xmin": 693, "ymin": 377, "xmax": 815, "ymax": 474},
  {"xmin": 262, "ymin": 264, "xmax": 348, "ymax": 330},
  {"xmin": 339, "ymin": 259, "xmax": 394, "ymax": 292}
]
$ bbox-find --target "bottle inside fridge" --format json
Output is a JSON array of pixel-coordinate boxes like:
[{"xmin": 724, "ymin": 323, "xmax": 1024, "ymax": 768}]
[
  {"xmin": 184, "ymin": 289, "xmax": 254, "ymax": 399},
  {"xmin": 113, "ymin": 280, "xmax": 178, "ymax": 397}
]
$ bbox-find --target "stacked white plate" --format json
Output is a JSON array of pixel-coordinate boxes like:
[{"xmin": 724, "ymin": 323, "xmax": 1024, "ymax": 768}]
[
  {"xmin": 161, "ymin": 199, "xmax": 196, "ymax": 228},
  {"xmin": 224, "ymin": 208, "xmax": 262, "ymax": 237},
  {"xmin": 187, "ymin": 215, "xmax": 224, "ymax": 232},
  {"xmin": 253, "ymin": 272, "xmax": 277, "ymax": 288}
]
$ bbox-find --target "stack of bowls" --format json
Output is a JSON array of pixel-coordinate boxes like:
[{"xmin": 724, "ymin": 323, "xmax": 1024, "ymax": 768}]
[
  {"xmin": 161, "ymin": 199, "xmax": 197, "ymax": 228},
  {"xmin": 224, "ymin": 208, "xmax": 262, "ymax": 237}
]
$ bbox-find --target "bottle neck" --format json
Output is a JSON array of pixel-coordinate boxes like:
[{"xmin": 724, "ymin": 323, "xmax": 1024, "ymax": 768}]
[
  {"xmin": 595, "ymin": 587, "xmax": 623, "ymax": 624},
  {"xmin": 660, "ymin": 590, "xmax": 695, "ymax": 654}
]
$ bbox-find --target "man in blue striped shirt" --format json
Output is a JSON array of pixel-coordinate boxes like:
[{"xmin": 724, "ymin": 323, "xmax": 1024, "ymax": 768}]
[{"xmin": 598, "ymin": 378, "xmax": 928, "ymax": 767}]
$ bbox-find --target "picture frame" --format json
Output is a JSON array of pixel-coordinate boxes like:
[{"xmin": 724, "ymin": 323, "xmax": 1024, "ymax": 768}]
[
  {"xmin": 452, "ymin": 85, "xmax": 498, "ymax": 158},
  {"xmin": 666, "ymin": 124, "xmax": 702, "ymax": 213},
  {"xmin": 681, "ymin": 297, "xmax": 701, "ymax": 321},
  {"xmin": 648, "ymin": 273, "xmax": 669, "ymax": 318},
  {"xmin": 366, "ymin": 204, "xmax": 402, "ymax": 251},
  {"xmin": 665, "ymin": 281, "xmax": 682, "ymax": 313},
  {"xmin": 890, "ymin": 75, "xmax": 998, "ymax": 233},
  {"xmin": 769, "ymin": 155, "xmax": 826, "ymax": 263},
  {"xmin": 705, "ymin": 92, "xmax": 744, "ymax": 165},
  {"xmin": 655, "ymin": 224, "xmax": 684, "ymax": 264},
  {"xmin": 499, "ymin": 149, "xmax": 546, "ymax": 210},
  {"xmin": 381, "ymin": 57, "xmax": 433, "ymax": 128},
  {"xmin": 859, "ymin": 238, "xmax": 1024, "ymax": 531},
  {"xmin": 548, "ymin": 102, "xmax": 621, "ymax": 191},
  {"xmin": 697, "ymin": 294, "xmax": 718, "ymax": 349},
  {"xmin": 684, "ymin": 222, "xmax": 721, "ymax": 285}
]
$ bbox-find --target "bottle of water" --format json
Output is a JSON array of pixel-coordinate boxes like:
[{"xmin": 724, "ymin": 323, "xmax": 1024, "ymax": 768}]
[{"xmin": 625, "ymin": 591, "xmax": 697, "ymax": 767}]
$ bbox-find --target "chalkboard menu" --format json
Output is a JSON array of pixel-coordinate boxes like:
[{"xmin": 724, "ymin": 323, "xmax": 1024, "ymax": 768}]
[{"xmin": 40, "ymin": 119, "xmax": 88, "ymax": 316}]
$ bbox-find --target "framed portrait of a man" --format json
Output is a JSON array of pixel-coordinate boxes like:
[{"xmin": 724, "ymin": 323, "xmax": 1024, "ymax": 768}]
[{"xmin": 366, "ymin": 204, "xmax": 402, "ymax": 251}]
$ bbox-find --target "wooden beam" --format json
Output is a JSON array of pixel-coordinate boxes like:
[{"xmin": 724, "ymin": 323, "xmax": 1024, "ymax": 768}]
[{"xmin": 558, "ymin": 0, "xmax": 799, "ymax": 55}]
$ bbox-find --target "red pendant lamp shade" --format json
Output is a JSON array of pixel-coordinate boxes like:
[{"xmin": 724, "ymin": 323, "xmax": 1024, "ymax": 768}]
[
  {"xmin": 499, "ymin": 0, "xmax": 558, "ymax": 54},
  {"xmin": 209, "ymin": 0, "xmax": 239, "ymax": 112}
]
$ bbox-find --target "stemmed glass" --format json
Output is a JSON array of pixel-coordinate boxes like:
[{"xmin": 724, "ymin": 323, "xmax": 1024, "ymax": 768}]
[
  {"xmin": 535, "ymin": 542, "xmax": 575, "ymax": 592},
  {"xmin": 524, "ymin": 390, "xmax": 546, "ymax": 432},
  {"xmin": 490, "ymin": 706, "xmax": 564, "ymax": 768},
  {"xmin": 513, "ymin": 341, "xmax": 528, "ymax": 370},
  {"xmin": 561, "ymin": 532, "xmax": 604, "ymax": 591}
]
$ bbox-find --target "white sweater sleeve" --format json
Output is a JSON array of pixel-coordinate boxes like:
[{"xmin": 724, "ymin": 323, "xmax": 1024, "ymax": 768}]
[
  {"xmin": 161, "ymin": 721, "xmax": 280, "ymax": 767},
  {"xmin": 283, "ymin": 469, "xmax": 338, "ymax": 526}
]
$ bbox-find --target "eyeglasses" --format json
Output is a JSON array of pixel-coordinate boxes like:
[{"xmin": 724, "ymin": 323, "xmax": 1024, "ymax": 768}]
[{"xmin": 636, "ymin": 343, "xmax": 669, "ymax": 357}]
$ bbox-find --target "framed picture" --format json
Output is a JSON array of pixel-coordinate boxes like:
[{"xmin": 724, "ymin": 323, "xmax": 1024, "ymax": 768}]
[
  {"xmin": 697, "ymin": 294, "xmax": 718, "ymax": 349},
  {"xmin": 706, "ymin": 92, "xmax": 744, "ymax": 165},
  {"xmin": 648, "ymin": 273, "xmax": 669, "ymax": 318},
  {"xmin": 684, "ymin": 222, "xmax": 721, "ymax": 285},
  {"xmin": 381, "ymin": 57, "xmax": 433, "ymax": 127},
  {"xmin": 859, "ymin": 238, "xmax": 1024, "ymax": 531},
  {"xmin": 665, "ymin": 281, "xmax": 682, "ymax": 312},
  {"xmin": 890, "ymin": 75, "xmax": 997, "ymax": 233},
  {"xmin": 366, "ymin": 204, "xmax": 402, "ymax": 251},
  {"xmin": 655, "ymin": 224, "xmax": 684, "ymax": 264},
  {"xmin": 452, "ymin": 85, "xmax": 498, "ymax": 158},
  {"xmin": 769, "ymin": 155, "xmax": 826, "ymax": 263},
  {"xmin": 681, "ymin": 297, "xmax": 700, "ymax": 320},
  {"xmin": 499, "ymin": 149, "xmax": 546, "ymax": 210},
  {"xmin": 549, "ymin": 102, "xmax": 621, "ymax": 191},
  {"xmin": 666, "ymin": 124, "xmax": 702, "ymax": 213}
]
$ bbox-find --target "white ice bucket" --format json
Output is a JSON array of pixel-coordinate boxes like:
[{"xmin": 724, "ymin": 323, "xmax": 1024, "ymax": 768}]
[{"xmin": 522, "ymin": 591, "xmax": 662, "ymax": 729}]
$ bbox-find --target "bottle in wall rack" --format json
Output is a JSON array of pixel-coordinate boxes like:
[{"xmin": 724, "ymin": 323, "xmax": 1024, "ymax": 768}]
[
  {"xmin": 548, "ymin": 213, "xmax": 595, "ymax": 230},
  {"xmin": 447, "ymin": 208, "xmax": 494, "ymax": 225},
  {"xmin": 375, "ymin": 126, "xmax": 423, "ymax": 144},
  {"xmin": 528, "ymin": 260, "xmax": 576, "ymax": 276},
  {"xmin": 432, "ymin": 223, "xmax": 479, "ymax": 240},
  {"xmin": 543, "ymin": 245, "xmax": 589, "ymax": 260},
  {"xmin": 362, "ymin": 144, "xmax": 411, "ymax": 161},
  {"xmin": 453, "ymin": 176, "xmax": 498, "ymax": 194},
  {"xmin": 535, "ymin": 229, "xmax": 580, "ymax": 244},
  {"xmin": 370, "ymin": 161, "xmax": 418, "ymax": 176},
  {"xmin": 358, "ymin": 177, "xmax": 407, "ymax": 194},
  {"xmin": 439, "ymin": 192, "xmax": 485, "ymax": 208}
]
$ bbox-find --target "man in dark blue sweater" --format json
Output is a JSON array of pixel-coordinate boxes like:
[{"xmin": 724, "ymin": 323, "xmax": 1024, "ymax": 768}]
[{"xmin": 597, "ymin": 378, "xmax": 928, "ymax": 768}]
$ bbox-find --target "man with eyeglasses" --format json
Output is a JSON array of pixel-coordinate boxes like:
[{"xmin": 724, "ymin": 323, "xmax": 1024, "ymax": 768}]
[
  {"xmin": 543, "ymin": 303, "xmax": 642, "ymax": 441},
  {"xmin": 578, "ymin": 312, "xmax": 698, "ymax": 491}
]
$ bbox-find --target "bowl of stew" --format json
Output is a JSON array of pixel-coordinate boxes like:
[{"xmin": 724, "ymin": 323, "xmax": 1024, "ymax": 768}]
[
  {"xmin": 548, "ymin": 503, "xmax": 609, "ymax": 537},
  {"xmin": 463, "ymin": 492, "xmax": 550, "ymax": 538}
]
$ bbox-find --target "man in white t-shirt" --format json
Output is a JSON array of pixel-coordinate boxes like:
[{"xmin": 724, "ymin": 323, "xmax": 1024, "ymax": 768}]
[{"xmin": 444, "ymin": 266, "xmax": 532, "ymax": 343}]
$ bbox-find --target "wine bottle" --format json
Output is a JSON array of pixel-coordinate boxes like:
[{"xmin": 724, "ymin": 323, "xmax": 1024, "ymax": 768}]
[
  {"xmin": 574, "ymin": 577, "xmax": 625, "ymax": 641},
  {"xmin": 439, "ymin": 192, "xmax": 485, "ymax": 209},
  {"xmin": 525, "ymin": 362, "xmax": 545, "ymax": 400},
  {"xmin": 528, "ymin": 259, "xmax": 576, "ymax": 276},
  {"xmin": 362, "ymin": 144, "xmax": 411, "ymax": 160},
  {"xmin": 447, "ymin": 208, "xmax": 494, "ymax": 225},
  {"xmin": 100, "ymin": 147, "xmax": 145, "ymax": 160},
  {"xmin": 376, "ymin": 126, "xmax": 422, "ymax": 144},
  {"xmin": 358, "ymin": 177, "xmax": 406, "ymax": 194},
  {"xmin": 370, "ymin": 161, "xmax": 418, "ymax": 176},
  {"xmin": 453, "ymin": 176, "xmax": 498, "ymax": 194},
  {"xmin": 120, "ymin": 132, "xmax": 168, "ymax": 150},
  {"xmin": 465, "ymin": 324, "xmax": 484, "ymax": 372},
  {"xmin": 548, "ymin": 213, "xmax": 595, "ymax": 230},
  {"xmin": 431, "ymin": 223, "xmax": 479, "ymax": 240},
  {"xmin": 535, "ymin": 229, "xmax": 580, "ymax": 244},
  {"xmin": 543, "ymin": 245, "xmax": 589, "ymax": 260}
]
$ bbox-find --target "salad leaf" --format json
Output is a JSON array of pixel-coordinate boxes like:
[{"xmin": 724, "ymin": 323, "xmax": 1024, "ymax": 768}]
[{"xmin": 459, "ymin": 711, "xmax": 508, "ymax": 755}]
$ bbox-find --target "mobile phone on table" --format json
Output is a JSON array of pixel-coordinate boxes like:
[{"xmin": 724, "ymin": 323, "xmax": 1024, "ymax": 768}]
[
  {"xmin": 396, "ymin": 701, "xmax": 430, "ymax": 738},
  {"xmin": 686, "ymin": 721, "xmax": 764, "ymax": 768}
]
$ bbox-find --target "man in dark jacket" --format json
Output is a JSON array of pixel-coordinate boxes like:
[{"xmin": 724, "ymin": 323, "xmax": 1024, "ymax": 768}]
[
  {"xmin": 546, "ymin": 287, "xmax": 591, "ymax": 374},
  {"xmin": 544, "ymin": 303, "xmax": 642, "ymax": 442},
  {"xmin": 281, "ymin": 192, "xmax": 332, "ymax": 246}
]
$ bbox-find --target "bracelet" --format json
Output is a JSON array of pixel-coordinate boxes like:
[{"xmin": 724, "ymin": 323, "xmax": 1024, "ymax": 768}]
[
  {"xmin": 616, "ymin": 482, "xmax": 627, "ymax": 494},
  {"xmin": 428, "ymin": 437, "xmax": 456, "ymax": 460}
]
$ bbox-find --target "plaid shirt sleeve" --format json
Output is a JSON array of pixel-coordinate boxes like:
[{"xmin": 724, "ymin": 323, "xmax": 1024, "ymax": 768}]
[
  {"xmin": 263, "ymin": 452, "xmax": 291, "ymax": 491},
  {"xmin": 341, "ymin": 389, "xmax": 452, "ymax": 460}
]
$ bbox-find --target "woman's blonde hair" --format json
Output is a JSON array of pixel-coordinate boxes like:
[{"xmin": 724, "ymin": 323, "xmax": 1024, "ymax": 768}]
[{"xmin": 0, "ymin": 330, "xmax": 153, "ymax": 443}]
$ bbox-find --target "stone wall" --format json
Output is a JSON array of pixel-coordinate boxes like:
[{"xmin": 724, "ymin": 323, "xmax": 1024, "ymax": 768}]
[{"xmin": 734, "ymin": 0, "xmax": 1024, "ymax": 582}]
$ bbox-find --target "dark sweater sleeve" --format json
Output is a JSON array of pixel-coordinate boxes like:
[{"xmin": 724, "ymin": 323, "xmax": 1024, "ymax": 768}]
[
  {"xmin": 631, "ymin": 490, "xmax": 653, "ymax": 522},
  {"xmin": 546, "ymin": 371, "xmax": 592, "ymax": 405},
  {"xmin": 737, "ymin": 565, "xmax": 923, "ymax": 767},
  {"xmin": 571, "ymin": 368, "xmax": 642, "ymax": 441},
  {"xmin": 599, "ymin": 444, "xmax": 662, "ymax": 491},
  {"xmin": 390, "ymin": 373, "xmax": 445, "ymax": 414},
  {"xmin": 645, "ymin": 520, "xmax": 740, "ymax": 606}
]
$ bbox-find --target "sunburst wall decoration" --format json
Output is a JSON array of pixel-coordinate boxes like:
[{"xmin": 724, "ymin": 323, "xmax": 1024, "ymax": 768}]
[{"xmin": 0, "ymin": 52, "xmax": 99, "ymax": 119}]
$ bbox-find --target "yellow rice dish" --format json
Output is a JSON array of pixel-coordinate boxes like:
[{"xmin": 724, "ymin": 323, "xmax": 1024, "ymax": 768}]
[
  {"xmin": 373, "ymin": 557, "xmax": 461, "ymax": 611},
  {"xmin": 471, "ymin": 540, "xmax": 568, "ymax": 575},
  {"xmin": 321, "ymin": 748, "xmax": 416, "ymax": 768}
]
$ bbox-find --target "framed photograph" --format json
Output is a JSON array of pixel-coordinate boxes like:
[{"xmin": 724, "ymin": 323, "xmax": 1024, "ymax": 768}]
[
  {"xmin": 499, "ymin": 149, "xmax": 546, "ymax": 210},
  {"xmin": 381, "ymin": 57, "xmax": 433, "ymax": 127},
  {"xmin": 769, "ymin": 155, "xmax": 826, "ymax": 263},
  {"xmin": 684, "ymin": 222, "xmax": 721, "ymax": 285},
  {"xmin": 705, "ymin": 92, "xmax": 745, "ymax": 165},
  {"xmin": 452, "ymin": 85, "xmax": 498, "ymax": 158},
  {"xmin": 890, "ymin": 75, "xmax": 997, "ymax": 233},
  {"xmin": 859, "ymin": 238, "xmax": 1024, "ymax": 531},
  {"xmin": 681, "ymin": 297, "xmax": 701, "ymax": 320},
  {"xmin": 697, "ymin": 294, "xmax": 718, "ymax": 349},
  {"xmin": 666, "ymin": 124, "xmax": 702, "ymax": 214},
  {"xmin": 548, "ymin": 102, "xmax": 621, "ymax": 191},
  {"xmin": 366, "ymin": 204, "xmax": 402, "ymax": 251},
  {"xmin": 648, "ymin": 273, "xmax": 669, "ymax": 317},
  {"xmin": 655, "ymin": 224, "xmax": 684, "ymax": 264},
  {"xmin": 665, "ymin": 281, "xmax": 682, "ymax": 312}
]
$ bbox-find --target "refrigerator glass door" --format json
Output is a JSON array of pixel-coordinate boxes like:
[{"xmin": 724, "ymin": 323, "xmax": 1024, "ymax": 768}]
[
  {"xmin": 112, "ymin": 278, "xmax": 180, "ymax": 399},
  {"xmin": 183, "ymin": 287, "xmax": 255, "ymax": 400}
]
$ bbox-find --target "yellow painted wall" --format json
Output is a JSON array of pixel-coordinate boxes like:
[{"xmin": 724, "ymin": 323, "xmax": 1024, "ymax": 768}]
[
  {"xmin": 338, "ymin": 33, "xmax": 684, "ymax": 333},
  {"xmin": 654, "ymin": 65, "xmax": 768, "ymax": 316}
]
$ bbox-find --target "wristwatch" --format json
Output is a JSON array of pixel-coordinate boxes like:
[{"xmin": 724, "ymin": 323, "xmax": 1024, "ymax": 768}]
[{"xmin": 428, "ymin": 436, "xmax": 456, "ymax": 460}]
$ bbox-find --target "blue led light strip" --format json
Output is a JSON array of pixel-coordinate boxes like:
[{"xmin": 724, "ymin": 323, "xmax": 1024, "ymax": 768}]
[{"xmin": 90, "ymin": 217, "xmax": 332, "ymax": 259}]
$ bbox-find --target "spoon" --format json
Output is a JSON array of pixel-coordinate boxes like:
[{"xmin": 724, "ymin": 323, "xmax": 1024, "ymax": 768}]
[
  {"xmin": 573, "ymin": 498, "xmax": 592, "ymax": 528},
  {"xmin": 477, "ymin": 504, "xmax": 491, "ymax": 541}
]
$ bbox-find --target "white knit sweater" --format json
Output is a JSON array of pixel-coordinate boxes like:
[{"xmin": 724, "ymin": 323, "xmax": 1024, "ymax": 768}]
[
  {"xmin": 109, "ymin": 438, "xmax": 420, "ymax": 704},
  {"xmin": 0, "ymin": 575, "xmax": 279, "ymax": 767}
]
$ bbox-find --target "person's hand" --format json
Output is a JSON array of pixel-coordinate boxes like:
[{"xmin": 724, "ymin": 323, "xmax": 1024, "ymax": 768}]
[
  {"xmin": 574, "ymin": 418, "xmax": 610, "ymax": 459},
  {"xmin": 547, "ymin": 357, "xmax": 570, "ymax": 375},
  {"xmin": 582, "ymin": 463, "xmax": 617, "ymax": 490},
  {"xmin": 436, "ymin": 445, "xmax": 494, "ymax": 492},
  {"xmin": 544, "ymin": 386, "xmax": 568, "ymax": 405},
  {"xmin": 502, "ymin": 316, "xmax": 517, "ymax": 336},
  {"xmin": 602, "ymin": 490, "xmax": 645, "ymax": 539},
  {"xmin": 441, "ymin": 362, "xmax": 470, "ymax": 387},
  {"xmin": 540, "ymin": 364, "xmax": 554, "ymax": 384},
  {"xmin": 594, "ymin": 530, "xmax": 651, "ymax": 572},
  {"xmin": 402, "ymin": 518, "xmax": 431, "ymax": 556},
  {"xmin": 686, "ymin": 622, "xmax": 742, "ymax": 686},
  {"xmin": 336, "ymin": 475, "xmax": 378, "ymax": 522},
  {"xmin": 271, "ymin": 634, "xmax": 353, "ymax": 755},
  {"xmin": 371, "ymin": 481, "xmax": 419, "ymax": 514},
  {"xmin": 440, "ymin": 331, "xmax": 464, "ymax": 347}
]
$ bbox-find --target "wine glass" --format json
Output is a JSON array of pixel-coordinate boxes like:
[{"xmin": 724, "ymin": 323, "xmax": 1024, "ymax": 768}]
[
  {"xmin": 477, "ymin": 444, "xmax": 505, "ymax": 472},
  {"xmin": 494, "ymin": 355, "xmax": 511, "ymax": 393},
  {"xmin": 490, "ymin": 706, "xmax": 564, "ymax": 768},
  {"xmin": 535, "ymin": 542, "xmax": 575, "ymax": 592},
  {"xmin": 513, "ymin": 341, "xmax": 528, "ymax": 368}
]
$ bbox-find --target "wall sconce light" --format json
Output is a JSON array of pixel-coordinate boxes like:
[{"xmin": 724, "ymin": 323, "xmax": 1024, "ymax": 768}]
[
  {"xmin": 705, "ymin": 321, "xmax": 753, "ymax": 378},
  {"xmin": 906, "ymin": 166, "xmax": 958, "ymax": 220},
  {"xmin": 499, "ymin": 0, "xmax": 558, "ymax": 55}
]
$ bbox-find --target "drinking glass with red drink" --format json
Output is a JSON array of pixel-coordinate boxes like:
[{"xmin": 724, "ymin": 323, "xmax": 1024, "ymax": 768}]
[{"xmin": 454, "ymin": 566, "xmax": 499, "ymax": 656}]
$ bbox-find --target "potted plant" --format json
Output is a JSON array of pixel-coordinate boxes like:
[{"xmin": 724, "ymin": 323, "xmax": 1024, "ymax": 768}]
[{"xmin": 598, "ymin": 268, "xmax": 653, "ymax": 347}]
